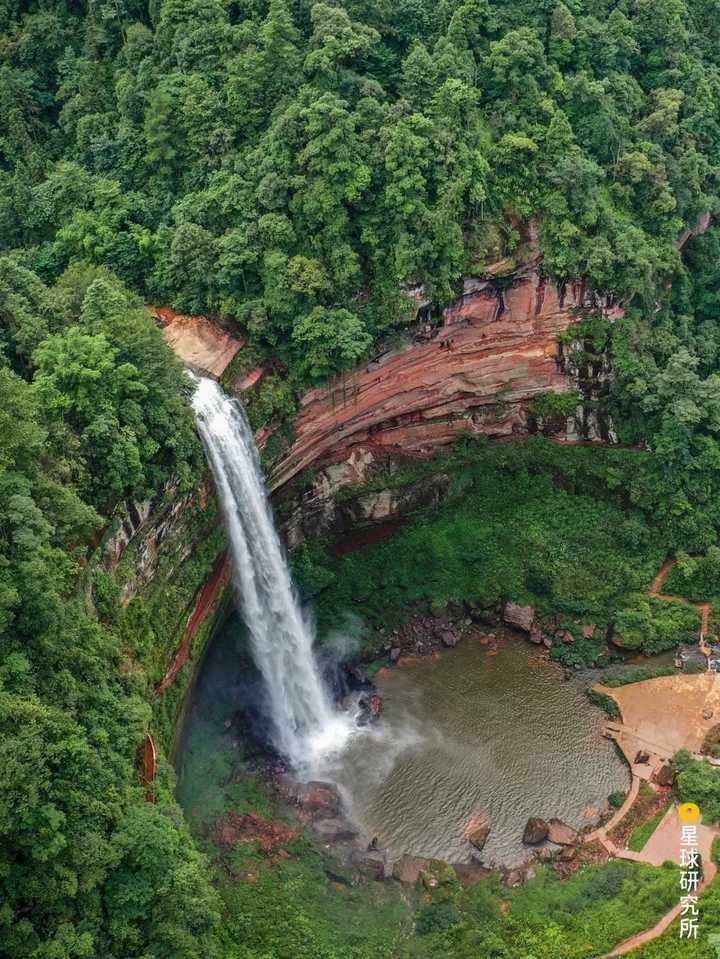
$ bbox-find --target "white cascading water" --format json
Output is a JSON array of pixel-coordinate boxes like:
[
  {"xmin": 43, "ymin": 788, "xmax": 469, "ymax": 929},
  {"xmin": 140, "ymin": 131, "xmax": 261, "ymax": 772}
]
[{"xmin": 192, "ymin": 375, "xmax": 354, "ymax": 772}]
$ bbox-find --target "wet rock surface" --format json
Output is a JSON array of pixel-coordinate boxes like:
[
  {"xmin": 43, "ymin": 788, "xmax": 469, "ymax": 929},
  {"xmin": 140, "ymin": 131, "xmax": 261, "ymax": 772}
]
[
  {"xmin": 278, "ymin": 778, "xmax": 342, "ymax": 820},
  {"xmin": 313, "ymin": 818, "xmax": 359, "ymax": 842},
  {"xmin": 392, "ymin": 855, "xmax": 433, "ymax": 883},
  {"xmin": 522, "ymin": 817, "xmax": 550, "ymax": 845},
  {"xmin": 503, "ymin": 602, "xmax": 536, "ymax": 633},
  {"xmin": 466, "ymin": 813, "xmax": 491, "ymax": 853},
  {"xmin": 547, "ymin": 818, "xmax": 580, "ymax": 846}
]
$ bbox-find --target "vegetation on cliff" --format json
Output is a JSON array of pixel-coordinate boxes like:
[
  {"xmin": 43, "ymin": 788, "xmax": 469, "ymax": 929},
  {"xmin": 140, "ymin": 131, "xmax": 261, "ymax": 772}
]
[
  {"xmin": 297, "ymin": 436, "xmax": 701, "ymax": 665},
  {"xmin": 0, "ymin": 270, "xmax": 228, "ymax": 958}
]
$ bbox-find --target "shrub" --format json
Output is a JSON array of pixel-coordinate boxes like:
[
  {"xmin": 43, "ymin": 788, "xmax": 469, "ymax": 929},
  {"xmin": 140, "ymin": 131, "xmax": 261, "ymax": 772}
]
[{"xmin": 415, "ymin": 899, "xmax": 460, "ymax": 935}]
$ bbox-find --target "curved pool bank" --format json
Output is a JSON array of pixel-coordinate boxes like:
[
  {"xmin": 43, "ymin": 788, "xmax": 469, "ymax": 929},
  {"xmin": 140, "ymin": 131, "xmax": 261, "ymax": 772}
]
[{"xmin": 325, "ymin": 632, "xmax": 630, "ymax": 867}]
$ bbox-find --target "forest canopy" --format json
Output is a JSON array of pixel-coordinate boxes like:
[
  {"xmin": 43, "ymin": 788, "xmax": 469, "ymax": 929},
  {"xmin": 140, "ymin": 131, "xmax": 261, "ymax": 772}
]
[{"xmin": 1, "ymin": 0, "xmax": 719, "ymax": 383}]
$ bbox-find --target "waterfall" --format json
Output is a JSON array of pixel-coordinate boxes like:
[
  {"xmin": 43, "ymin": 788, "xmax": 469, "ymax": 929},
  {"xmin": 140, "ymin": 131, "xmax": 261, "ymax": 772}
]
[{"xmin": 192, "ymin": 376, "xmax": 353, "ymax": 772}]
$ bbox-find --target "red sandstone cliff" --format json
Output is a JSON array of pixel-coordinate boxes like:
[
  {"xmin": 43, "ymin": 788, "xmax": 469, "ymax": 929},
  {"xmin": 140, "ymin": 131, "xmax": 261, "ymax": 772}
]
[
  {"xmin": 150, "ymin": 272, "xmax": 623, "ymax": 491},
  {"xmin": 151, "ymin": 305, "xmax": 243, "ymax": 377},
  {"xmin": 270, "ymin": 274, "xmax": 622, "ymax": 489}
]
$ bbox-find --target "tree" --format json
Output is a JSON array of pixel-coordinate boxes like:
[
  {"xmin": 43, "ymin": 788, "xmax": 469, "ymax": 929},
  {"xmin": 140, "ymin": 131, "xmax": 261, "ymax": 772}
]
[{"xmin": 292, "ymin": 306, "xmax": 372, "ymax": 381}]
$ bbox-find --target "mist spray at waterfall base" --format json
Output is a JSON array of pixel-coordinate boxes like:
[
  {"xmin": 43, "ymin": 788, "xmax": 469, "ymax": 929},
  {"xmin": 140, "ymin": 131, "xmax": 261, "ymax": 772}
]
[{"xmin": 192, "ymin": 376, "xmax": 359, "ymax": 775}]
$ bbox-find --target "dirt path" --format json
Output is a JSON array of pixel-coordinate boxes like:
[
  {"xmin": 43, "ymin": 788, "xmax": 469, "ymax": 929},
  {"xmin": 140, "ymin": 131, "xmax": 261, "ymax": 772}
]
[
  {"xmin": 650, "ymin": 558, "xmax": 712, "ymax": 649},
  {"xmin": 587, "ymin": 777, "xmax": 640, "ymax": 845}
]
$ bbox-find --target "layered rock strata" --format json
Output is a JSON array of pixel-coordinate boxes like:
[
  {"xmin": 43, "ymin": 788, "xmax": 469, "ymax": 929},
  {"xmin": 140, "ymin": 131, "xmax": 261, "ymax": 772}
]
[{"xmin": 270, "ymin": 274, "xmax": 622, "ymax": 489}]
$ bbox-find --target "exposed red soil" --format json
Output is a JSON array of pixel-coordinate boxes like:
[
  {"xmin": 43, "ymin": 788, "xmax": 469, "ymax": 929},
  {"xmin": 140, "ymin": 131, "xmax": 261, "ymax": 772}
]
[{"xmin": 215, "ymin": 811, "xmax": 299, "ymax": 854}]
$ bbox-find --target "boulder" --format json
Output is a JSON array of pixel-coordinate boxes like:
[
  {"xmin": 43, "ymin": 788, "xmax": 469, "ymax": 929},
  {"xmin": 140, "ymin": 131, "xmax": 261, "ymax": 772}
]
[
  {"xmin": 295, "ymin": 781, "xmax": 341, "ymax": 817},
  {"xmin": 529, "ymin": 626, "xmax": 544, "ymax": 645},
  {"xmin": 547, "ymin": 819, "xmax": 579, "ymax": 846},
  {"xmin": 610, "ymin": 630, "xmax": 633, "ymax": 649},
  {"xmin": 522, "ymin": 817, "xmax": 549, "ymax": 845},
  {"xmin": 277, "ymin": 777, "xmax": 342, "ymax": 819},
  {"xmin": 556, "ymin": 845, "xmax": 577, "ymax": 862},
  {"xmin": 392, "ymin": 855, "xmax": 433, "ymax": 883},
  {"xmin": 503, "ymin": 602, "xmax": 535, "ymax": 633},
  {"xmin": 471, "ymin": 607, "xmax": 500, "ymax": 626},
  {"xmin": 441, "ymin": 630, "xmax": 459, "ymax": 648},
  {"xmin": 453, "ymin": 861, "xmax": 493, "ymax": 887},
  {"xmin": 313, "ymin": 818, "xmax": 358, "ymax": 842},
  {"xmin": 466, "ymin": 813, "xmax": 491, "ymax": 853},
  {"xmin": 390, "ymin": 646, "xmax": 401, "ymax": 663},
  {"xmin": 357, "ymin": 692, "xmax": 383, "ymax": 725},
  {"xmin": 655, "ymin": 763, "xmax": 676, "ymax": 787},
  {"xmin": 350, "ymin": 848, "xmax": 387, "ymax": 881}
]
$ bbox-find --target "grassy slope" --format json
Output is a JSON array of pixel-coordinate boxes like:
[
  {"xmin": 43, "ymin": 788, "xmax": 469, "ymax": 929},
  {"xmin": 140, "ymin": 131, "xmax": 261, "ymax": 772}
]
[{"xmin": 295, "ymin": 436, "xmax": 700, "ymax": 667}]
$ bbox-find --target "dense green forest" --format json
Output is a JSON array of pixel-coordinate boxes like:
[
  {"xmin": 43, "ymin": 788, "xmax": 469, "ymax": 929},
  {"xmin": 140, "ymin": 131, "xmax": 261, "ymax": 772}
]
[{"xmin": 3, "ymin": 0, "xmax": 720, "ymax": 957}]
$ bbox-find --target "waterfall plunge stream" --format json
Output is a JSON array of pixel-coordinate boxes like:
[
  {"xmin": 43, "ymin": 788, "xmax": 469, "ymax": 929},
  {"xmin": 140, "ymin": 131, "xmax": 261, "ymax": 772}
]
[{"xmin": 192, "ymin": 376, "xmax": 354, "ymax": 772}]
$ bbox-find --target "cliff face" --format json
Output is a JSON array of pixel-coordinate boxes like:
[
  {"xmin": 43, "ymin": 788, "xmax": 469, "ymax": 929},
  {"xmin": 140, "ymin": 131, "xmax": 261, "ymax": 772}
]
[
  {"xmin": 151, "ymin": 305, "xmax": 243, "ymax": 377},
  {"xmin": 270, "ymin": 273, "xmax": 623, "ymax": 490},
  {"xmin": 89, "ymin": 482, "xmax": 230, "ymax": 739}
]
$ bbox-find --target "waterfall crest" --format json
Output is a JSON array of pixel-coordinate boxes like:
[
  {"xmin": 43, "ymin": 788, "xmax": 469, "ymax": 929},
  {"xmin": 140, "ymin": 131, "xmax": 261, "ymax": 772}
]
[{"xmin": 192, "ymin": 376, "xmax": 353, "ymax": 771}]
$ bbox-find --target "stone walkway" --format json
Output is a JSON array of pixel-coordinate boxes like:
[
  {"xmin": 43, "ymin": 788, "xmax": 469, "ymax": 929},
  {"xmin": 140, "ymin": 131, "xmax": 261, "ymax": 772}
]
[
  {"xmin": 589, "ymin": 557, "xmax": 720, "ymax": 958},
  {"xmin": 600, "ymin": 805, "xmax": 718, "ymax": 956}
]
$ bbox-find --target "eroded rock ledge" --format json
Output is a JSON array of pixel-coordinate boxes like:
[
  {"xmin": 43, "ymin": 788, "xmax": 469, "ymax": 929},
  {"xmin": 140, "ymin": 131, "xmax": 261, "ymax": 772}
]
[
  {"xmin": 270, "ymin": 274, "xmax": 622, "ymax": 490},
  {"xmin": 151, "ymin": 305, "xmax": 243, "ymax": 377}
]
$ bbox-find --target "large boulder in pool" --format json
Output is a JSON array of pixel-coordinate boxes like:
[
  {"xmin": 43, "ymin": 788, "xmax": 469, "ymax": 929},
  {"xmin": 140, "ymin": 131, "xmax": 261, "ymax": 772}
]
[
  {"xmin": 466, "ymin": 813, "xmax": 491, "ymax": 853},
  {"xmin": 547, "ymin": 818, "xmax": 579, "ymax": 846},
  {"xmin": 503, "ymin": 602, "xmax": 536, "ymax": 633},
  {"xmin": 522, "ymin": 817, "xmax": 549, "ymax": 845}
]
